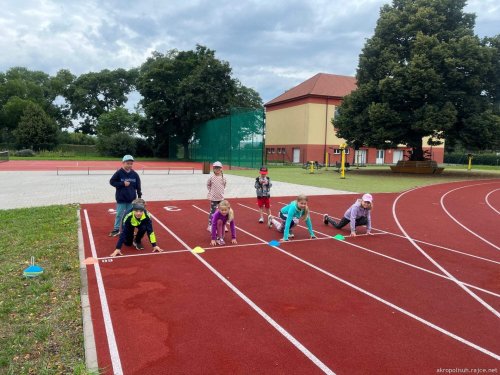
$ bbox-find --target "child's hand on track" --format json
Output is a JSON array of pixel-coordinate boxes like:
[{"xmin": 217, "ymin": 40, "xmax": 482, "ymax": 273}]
[
  {"xmin": 367, "ymin": 232, "xmax": 373, "ymax": 235},
  {"xmin": 210, "ymin": 240, "xmax": 217, "ymax": 246},
  {"xmin": 231, "ymin": 239, "xmax": 237, "ymax": 244},
  {"xmin": 350, "ymin": 232, "xmax": 357, "ymax": 237},
  {"xmin": 152, "ymin": 246, "xmax": 163, "ymax": 253},
  {"xmin": 110, "ymin": 249, "xmax": 122, "ymax": 257}
]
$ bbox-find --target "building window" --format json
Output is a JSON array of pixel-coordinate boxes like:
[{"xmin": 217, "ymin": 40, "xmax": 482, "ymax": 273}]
[
  {"xmin": 271, "ymin": 148, "xmax": 275, "ymax": 154},
  {"xmin": 333, "ymin": 148, "xmax": 349, "ymax": 155},
  {"xmin": 281, "ymin": 148, "xmax": 286, "ymax": 154},
  {"xmin": 267, "ymin": 148, "xmax": 272, "ymax": 154},
  {"xmin": 277, "ymin": 148, "xmax": 281, "ymax": 154}
]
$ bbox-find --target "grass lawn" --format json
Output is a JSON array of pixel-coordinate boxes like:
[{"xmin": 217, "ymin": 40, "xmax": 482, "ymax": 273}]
[
  {"xmin": 0, "ymin": 205, "xmax": 92, "ymax": 375},
  {"xmin": 227, "ymin": 165, "xmax": 500, "ymax": 193}
]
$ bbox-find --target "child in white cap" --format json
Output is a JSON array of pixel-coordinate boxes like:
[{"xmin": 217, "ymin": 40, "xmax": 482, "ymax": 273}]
[
  {"xmin": 323, "ymin": 193, "xmax": 373, "ymax": 236},
  {"xmin": 206, "ymin": 161, "xmax": 227, "ymax": 231},
  {"xmin": 108, "ymin": 155, "xmax": 142, "ymax": 237}
]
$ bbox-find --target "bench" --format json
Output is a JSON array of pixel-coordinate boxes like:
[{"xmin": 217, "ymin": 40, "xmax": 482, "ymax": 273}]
[{"xmin": 390, "ymin": 160, "xmax": 444, "ymax": 174}]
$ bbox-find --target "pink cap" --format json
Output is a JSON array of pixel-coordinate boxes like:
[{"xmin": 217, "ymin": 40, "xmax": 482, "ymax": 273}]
[{"xmin": 362, "ymin": 193, "xmax": 373, "ymax": 202}]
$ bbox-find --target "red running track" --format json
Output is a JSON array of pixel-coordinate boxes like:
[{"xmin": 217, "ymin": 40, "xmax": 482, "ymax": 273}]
[
  {"xmin": 0, "ymin": 160, "xmax": 202, "ymax": 171},
  {"xmin": 81, "ymin": 180, "xmax": 500, "ymax": 374}
]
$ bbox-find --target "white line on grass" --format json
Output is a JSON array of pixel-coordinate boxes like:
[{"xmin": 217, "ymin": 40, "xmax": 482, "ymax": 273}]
[
  {"xmin": 83, "ymin": 210, "xmax": 124, "ymax": 375},
  {"xmin": 238, "ymin": 203, "xmax": 500, "ymax": 298},
  {"xmin": 393, "ymin": 187, "xmax": 500, "ymax": 319},
  {"xmin": 485, "ymin": 189, "xmax": 500, "ymax": 215},
  {"xmin": 193, "ymin": 205, "xmax": 500, "ymax": 361},
  {"xmin": 149, "ymin": 212, "xmax": 336, "ymax": 375},
  {"xmin": 440, "ymin": 184, "xmax": 499, "ymax": 251},
  {"xmin": 281, "ymin": 201, "xmax": 500, "ymax": 265}
]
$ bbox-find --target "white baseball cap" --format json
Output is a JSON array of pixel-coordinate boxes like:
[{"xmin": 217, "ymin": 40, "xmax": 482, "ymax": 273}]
[
  {"xmin": 122, "ymin": 155, "xmax": 134, "ymax": 162},
  {"xmin": 213, "ymin": 161, "xmax": 223, "ymax": 168}
]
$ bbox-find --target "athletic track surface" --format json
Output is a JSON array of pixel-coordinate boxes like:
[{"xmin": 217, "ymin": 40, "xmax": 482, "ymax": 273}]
[{"xmin": 80, "ymin": 179, "xmax": 499, "ymax": 374}]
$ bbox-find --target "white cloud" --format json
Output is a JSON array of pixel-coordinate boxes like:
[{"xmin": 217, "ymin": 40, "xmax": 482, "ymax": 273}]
[{"xmin": 0, "ymin": 0, "xmax": 498, "ymax": 103}]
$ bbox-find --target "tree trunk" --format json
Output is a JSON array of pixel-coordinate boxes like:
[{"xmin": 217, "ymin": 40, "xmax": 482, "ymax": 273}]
[{"xmin": 409, "ymin": 145, "xmax": 424, "ymax": 161}]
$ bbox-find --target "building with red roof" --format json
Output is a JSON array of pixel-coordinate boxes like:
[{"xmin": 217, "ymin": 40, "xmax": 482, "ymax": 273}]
[{"xmin": 264, "ymin": 73, "xmax": 444, "ymax": 165}]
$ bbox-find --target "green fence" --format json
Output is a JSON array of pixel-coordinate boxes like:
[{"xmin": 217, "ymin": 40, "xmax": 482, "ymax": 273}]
[{"xmin": 189, "ymin": 108, "xmax": 265, "ymax": 169}]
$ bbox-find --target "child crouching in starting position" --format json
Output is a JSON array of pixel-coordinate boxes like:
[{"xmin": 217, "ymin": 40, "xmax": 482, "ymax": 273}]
[
  {"xmin": 110, "ymin": 200, "xmax": 163, "ymax": 257},
  {"xmin": 268, "ymin": 194, "xmax": 316, "ymax": 241},
  {"xmin": 323, "ymin": 193, "xmax": 373, "ymax": 237},
  {"xmin": 210, "ymin": 200, "xmax": 237, "ymax": 246}
]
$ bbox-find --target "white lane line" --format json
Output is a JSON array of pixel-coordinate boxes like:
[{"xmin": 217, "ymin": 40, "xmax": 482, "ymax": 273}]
[
  {"xmin": 83, "ymin": 210, "xmax": 124, "ymax": 375},
  {"xmin": 149, "ymin": 212, "xmax": 336, "ymax": 375},
  {"xmin": 282, "ymin": 202, "xmax": 500, "ymax": 265},
  {"xmin": 440, "ymin": 184, "xmax": 499, "ymax": 251},
  {"xmin": 485, "ymin": 189, "xmax": 500, "ymax": 215},
  {"xmin": 393, "ymin": 187, "xmax": 500, "ymax": 319},
  {"xmin": 238, "ymin": 203, "xmax": 500, "ymax": 298},
  {"xmin": 193, "ymin": 205, "xmax": 500, "ymax": 360}
]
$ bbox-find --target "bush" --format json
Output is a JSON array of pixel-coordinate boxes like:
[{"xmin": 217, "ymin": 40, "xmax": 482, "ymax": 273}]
[
  {"xmin": 15, "ymin": 149, "xmax": 36, "ymax": 157},
  {"xmin": 444, "ymin": 152, "xmax": 499, "ymax": 166},
  {"xmin": 96, "ymin": 133, "xmax": 136, "ymax": 157}
]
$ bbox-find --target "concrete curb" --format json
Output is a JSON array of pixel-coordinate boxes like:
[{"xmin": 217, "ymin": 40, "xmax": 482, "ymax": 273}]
[{"xmin": 77, "ymin": 208, "xmax": 99, "ymax": 371}]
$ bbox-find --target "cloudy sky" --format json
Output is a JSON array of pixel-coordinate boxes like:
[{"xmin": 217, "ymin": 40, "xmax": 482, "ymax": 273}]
[{"xmin": 1, "ymin": 0, "xmax": 499, "ymax": 104}]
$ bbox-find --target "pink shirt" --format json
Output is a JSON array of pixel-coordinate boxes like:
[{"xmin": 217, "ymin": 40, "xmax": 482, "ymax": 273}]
[{"xmin": 207, "ymin": 174, "xmax": 226, "ymax": 201}]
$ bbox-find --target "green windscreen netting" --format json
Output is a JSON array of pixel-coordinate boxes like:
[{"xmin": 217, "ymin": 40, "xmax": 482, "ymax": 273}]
[{"xmin": 189, "ymin": 108, "xmax": 265, "ymax": 168}]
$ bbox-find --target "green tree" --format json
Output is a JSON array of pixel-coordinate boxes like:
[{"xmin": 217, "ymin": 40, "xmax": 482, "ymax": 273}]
[
  {"xmin": 137, "ymin": 45, "xmax": 236, "ymax": 158},
  {"xmin": 65, "ymin": 68, "xmax": 138, "ymax": 134},
  {"xmin": 334, "ymin": 0, "xmax": 500, "ymax": 159},
  {"xmin": 96, "ymin": 132, "xmax": 136, "ymax": 157},
  {"xmin": 0, "ymin": 97, "xmax": 33, "ymax": 143},
  {"xmin": 96, "ymin": 107, "xmax": 140, "ymax": 137},
  {"xmin": 0, "ymin": 67, "xmax": 72, "ymax": 133},
  {"xmin": 14, "ymin": 102, "xmax": 59, "ymax": 150}
]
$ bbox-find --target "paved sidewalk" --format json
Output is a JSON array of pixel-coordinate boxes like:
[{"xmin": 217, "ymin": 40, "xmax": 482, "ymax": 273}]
[{"xmin": 2, "ymin": 171, "xmax": 354, "ymax": 209}]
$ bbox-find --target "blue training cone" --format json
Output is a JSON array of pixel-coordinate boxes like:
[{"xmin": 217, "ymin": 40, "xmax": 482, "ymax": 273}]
[
  {"xmin": 23, "ymin": 256, "xmax": 44, "ymax": 278},
  {"xmin": 268, "ymin": 240, "xmax": 280, "ymax": 247}
]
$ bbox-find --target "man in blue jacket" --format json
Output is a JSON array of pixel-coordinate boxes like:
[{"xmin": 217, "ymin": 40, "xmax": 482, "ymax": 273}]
[{"xmin": 109, "ymin": 155, "xmax": 142, "ymax": 237}]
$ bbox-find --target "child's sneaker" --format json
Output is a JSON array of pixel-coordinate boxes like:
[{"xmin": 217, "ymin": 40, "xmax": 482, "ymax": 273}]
[
  {"xmin": 323, "ymin": 214, "xmax": 329, "ymax": 225},
  {"xmin": 216, "ymin": 237, "xmax": 225, "ymax": 246},
  {"xmin": 267, "ymin": 215, "xmax": 273, "ymax": 228},
  {"xmin": 288, "ymin": 230, "xmax": 294, "ymax": 238},
  {"xmin": 108, "ymin": 229, "xmax": 120, "ymax": 237},
  {"xmin": 258, "ymin": 217, "xmax": 264, "ymax": 223},
  {"xmin": 133, "ymin": 240, "xmax": 144, "ymax": 250}
]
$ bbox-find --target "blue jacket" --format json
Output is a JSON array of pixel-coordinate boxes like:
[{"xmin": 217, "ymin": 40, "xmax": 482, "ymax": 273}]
[{"xmin": 110, "ymin": 168, "xmax": 142, "ymax": 203}]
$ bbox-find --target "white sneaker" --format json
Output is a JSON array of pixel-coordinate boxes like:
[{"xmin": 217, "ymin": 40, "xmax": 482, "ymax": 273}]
[
  {"xmin": 267, "ymin": 215, "xmax": 273, "ymax": 228},
  {"xmin": 216, "ymin": 237, "xmax": 225, "ymax": 246},
  {"xmin": 288, "ymin": 231, "xmax": 294, "ymax": 239},
  {"xmin": 258, "ymin": 217, "xmax": 264, "ymax": 223}
]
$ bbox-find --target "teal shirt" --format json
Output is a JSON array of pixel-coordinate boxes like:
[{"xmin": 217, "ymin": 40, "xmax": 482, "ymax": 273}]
[{"xmin": 280, "ymin": 201, "xmax": 314, "ymax": 240}]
